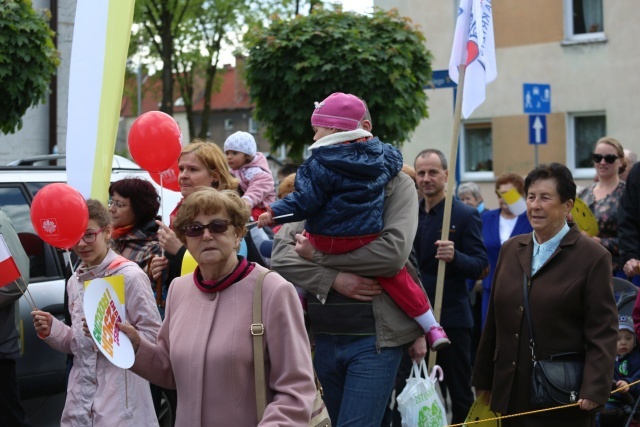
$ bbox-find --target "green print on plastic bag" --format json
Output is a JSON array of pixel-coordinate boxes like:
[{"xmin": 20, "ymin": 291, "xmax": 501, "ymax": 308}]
[{"xmin": 418, "ymin": 402, "xmax": 446, "ymax": 427}]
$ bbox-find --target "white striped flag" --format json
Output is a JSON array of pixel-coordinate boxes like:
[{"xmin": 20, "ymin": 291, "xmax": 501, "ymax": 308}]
[
  {"xmin": 448, "ymin": 0, "xmax": 497, "ymax": 119},
  {"xmin": 0, "ymin": 235, "xmax": 22, "ymax": 287},
  {"xmin": 66, "ymin": 0, "xmax": 136, "ymax": 203}
]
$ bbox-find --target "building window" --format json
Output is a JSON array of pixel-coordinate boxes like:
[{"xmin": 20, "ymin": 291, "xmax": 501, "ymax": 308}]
[
  {"xmin": 567, "ymin": 112, "xmax": 606, "ymax": 178},
  {"xmin": 224, "ymin": 119, "xmax": 233, "ymax": 131},
  {"xmin": 275, "ymin": 145, "xmax": 287, "ymax": 161},
  {"xmin": 564, "ymin": 0, "xmax": 604, "ymax": 41},
  {"xmin": 249, "ymin": 118, "xmax": 259, "ymax": 134},
  {"xmin": 460, "ymin": 122, "xmax": 493, "ymax": 180}
]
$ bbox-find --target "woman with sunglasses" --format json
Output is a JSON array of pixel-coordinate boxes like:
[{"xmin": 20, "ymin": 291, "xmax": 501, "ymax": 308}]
[
  {"xmin": 578, "ymin": 136, "xmax": 627, "ymax": 275},
  {"xmin": 31, "ymin": 199, "xmax": 162, "ymax": 426},
  {"xmin": 119, "ymin": 188, "xmax": 316, "ymax": 426},
  {"xmin": 149, "ymin": 140, "xmax": 238, "ymax": 293}
]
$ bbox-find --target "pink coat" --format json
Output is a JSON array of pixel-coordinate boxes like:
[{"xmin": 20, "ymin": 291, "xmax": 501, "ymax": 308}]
[
  {"xmin": 131, "ymin": 264, "xmax": 316, "ymax": 426},
  {"xmin": 230, "ymin": 152, "xmax": 277, "ymax": 209},
  {"xmin": 45, "ymin": 250, "xmax": 161, "ymax": 426}
]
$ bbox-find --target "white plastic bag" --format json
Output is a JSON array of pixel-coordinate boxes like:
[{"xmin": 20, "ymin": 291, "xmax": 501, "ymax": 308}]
[{"xmin": 396, "ymin": 360, "xmax": 447, "ymax": 427}]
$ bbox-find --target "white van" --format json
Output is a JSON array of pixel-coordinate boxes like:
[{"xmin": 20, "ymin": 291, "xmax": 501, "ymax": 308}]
[{"xmin": 0, "ymin": 154, "xmax": 179, "ymax": 426}]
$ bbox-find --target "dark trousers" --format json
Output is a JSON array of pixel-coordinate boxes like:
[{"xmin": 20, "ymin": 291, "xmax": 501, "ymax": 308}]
[
  {"xmin": 0, "ymin": 359, "xmax": 31, "ymax": 427},
  {"xmin": 436, "ymin": 327, "xmax": 474, "ymax": 424}
]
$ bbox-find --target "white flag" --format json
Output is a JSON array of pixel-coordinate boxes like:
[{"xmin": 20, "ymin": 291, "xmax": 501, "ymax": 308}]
[{"xmin": 448, "ymin": 0, "xmax": 497, "ymax": 119}]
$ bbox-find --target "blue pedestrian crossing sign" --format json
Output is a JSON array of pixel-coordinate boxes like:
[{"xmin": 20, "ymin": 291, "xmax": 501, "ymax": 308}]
[
  {"xmin": 529, "ymin": 115, "xmax": 547, "ymax": 145},
  {"xmin": 523, "ymin": 84, "xmax": 551, "ymax": 114}
]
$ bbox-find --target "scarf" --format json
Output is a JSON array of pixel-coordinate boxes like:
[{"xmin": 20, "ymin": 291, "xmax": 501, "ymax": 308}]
[
  {"xmin": 111, "ymin": 225, "xmax": 134, "ymax": 240},
  {"xmin": 193, "ymin": 256, "xmax": 255, "ymax": 293}
]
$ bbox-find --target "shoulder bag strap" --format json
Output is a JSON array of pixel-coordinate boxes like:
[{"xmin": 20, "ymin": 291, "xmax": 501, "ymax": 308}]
[
  {"xmin": 522, "ymin": 273, "xmax": 537, "ymax": 362},
  {"xmin": 253, "ymin": 270, "xmax": 271, "ymax": 422}
]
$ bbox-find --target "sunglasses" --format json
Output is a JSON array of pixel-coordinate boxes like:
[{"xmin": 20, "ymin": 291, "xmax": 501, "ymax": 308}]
[
  {"xmin": 592, "ymin": 153, "xmax": 620, "ymax": 164},
  {"xmin": 182, "ymin": 219, "xmax": 231, "ymax": 237}
]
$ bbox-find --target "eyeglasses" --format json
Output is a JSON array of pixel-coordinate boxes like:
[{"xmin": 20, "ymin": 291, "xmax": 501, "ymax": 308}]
[
  {"xmin": 592, "ymin": 153, "xmax": 620, "ymax": 164},
  {"xmin": 108, "ymin": 200, "xmax": 130, "ymax": 209},
  {"xmin": 182, "ymin": 219, "xmax": 231, "ymax": 237},
  {"xmin": 81, "ymin": 227, "xmax": 105, "ymax": 243}
]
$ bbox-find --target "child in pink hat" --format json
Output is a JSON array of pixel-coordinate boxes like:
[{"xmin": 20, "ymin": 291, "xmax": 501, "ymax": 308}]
[{"xmin": 259, "ymin": 92, "xmax": 449, "ymax": 350}]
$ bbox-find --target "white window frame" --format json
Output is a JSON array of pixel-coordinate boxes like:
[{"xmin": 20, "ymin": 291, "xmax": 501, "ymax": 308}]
[
  {"xmin": 562, "ymin": 0, "xmax": 606, "ymax": 44},
  {"xmin": 459, "ymin": 120, "xmax": 493, "ymax": 182},
  {"xmin": 248, "ymin": 117, "xmax": 259, "ymax": 134},
  {"xmin": 274, "ymin": 145, "xmax": 287, "ymax": 161},
  {"xmin": 565, "ymin": 111, "xmax": 606, "ymax": 179}
]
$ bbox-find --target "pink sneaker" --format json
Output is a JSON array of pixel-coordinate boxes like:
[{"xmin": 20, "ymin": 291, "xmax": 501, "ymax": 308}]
[{"xmin": 427, "ymin": 325, "xmax": 451, "ymax": 351}]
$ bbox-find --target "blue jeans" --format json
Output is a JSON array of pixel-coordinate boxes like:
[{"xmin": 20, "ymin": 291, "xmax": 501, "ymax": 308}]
[{"xmin": 313, "ymin": 334, "xmax": 403, "ymax": 426}]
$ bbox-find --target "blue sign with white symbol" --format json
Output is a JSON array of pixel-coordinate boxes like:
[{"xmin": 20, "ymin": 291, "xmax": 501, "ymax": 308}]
[
  {"xmin": 523, "ymin": 84, "xmax": 551, "ymax": 114},
  {"xmin": 425, "ymin": 69, "xmax": 457, "ymax": 89},
  {"xmin": 529, "ymin": 115, "xmax": 547, "ymax": 145}
]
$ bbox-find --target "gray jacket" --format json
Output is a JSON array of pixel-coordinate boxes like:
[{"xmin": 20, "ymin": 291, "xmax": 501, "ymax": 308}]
[
  {"xmin": 271, "ymin": 172, "xmax": 423, "ymax": 348},
  {"xmin": 0, "ymin": 209, "xmax": 30, "ymax": 360}
]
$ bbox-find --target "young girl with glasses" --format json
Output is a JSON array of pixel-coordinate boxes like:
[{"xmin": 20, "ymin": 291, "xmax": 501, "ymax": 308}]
[{"xmin": 31, "ymin": 199, "xmax": 162, "ymax": 426}]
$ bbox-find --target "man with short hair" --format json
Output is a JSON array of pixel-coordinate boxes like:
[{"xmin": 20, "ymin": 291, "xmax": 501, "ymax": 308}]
[
  {"xmin": 0, "ymin": 208, "xmax": 31, "ymax": 427},
  {"xmin": 413, "ymin": 149, "xmax": 488, "ymax": 424}
]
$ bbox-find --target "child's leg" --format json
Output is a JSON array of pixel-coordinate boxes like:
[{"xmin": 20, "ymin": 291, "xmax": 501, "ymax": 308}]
[{"xmin": 377, "ymin": 267, "xmax": 451, "ymax": 351}]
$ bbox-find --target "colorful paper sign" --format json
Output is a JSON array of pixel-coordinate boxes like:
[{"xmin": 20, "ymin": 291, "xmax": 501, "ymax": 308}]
[
  {"xmin": 571, "ymin": 197, "xmax": 598, "ymax": 237},
  {"xmin": 83, "ymin": 276, "xmax": 134, "ymax": 368}
]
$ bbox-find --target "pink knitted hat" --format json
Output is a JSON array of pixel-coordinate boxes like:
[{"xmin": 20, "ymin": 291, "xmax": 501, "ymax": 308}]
[{"xmin": 311, "ymin": 93, "xmax": 366, "ymax": 131}]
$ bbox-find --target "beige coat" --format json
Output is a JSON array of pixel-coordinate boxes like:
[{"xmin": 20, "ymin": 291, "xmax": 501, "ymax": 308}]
[{"xmin": 131, "ymin": 264, "xmax": 316, "ymax": 427}]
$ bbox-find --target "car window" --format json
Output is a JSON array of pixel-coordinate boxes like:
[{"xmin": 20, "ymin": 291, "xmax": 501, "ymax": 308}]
[{"xmin": 0, "ymin": 185, "xmax": 57, "ymax": 280}]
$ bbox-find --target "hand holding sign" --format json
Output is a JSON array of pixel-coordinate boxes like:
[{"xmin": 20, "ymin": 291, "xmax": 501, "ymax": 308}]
[{"xmin": 84, "ymin": 276, "xmax": 134, "ymax": 369}]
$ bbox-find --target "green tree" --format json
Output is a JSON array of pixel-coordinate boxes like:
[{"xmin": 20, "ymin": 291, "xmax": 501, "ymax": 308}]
[
  {"xmin": 0, "ymin": 0, "xmax": 59, "ymax": 134},
  {"xmin": 132, "ymin": 0, "xmax": 306, "ymax": 141},
  {"xmin": 244, "ymin": 7, "xmax": 432, "ymax": 160}
]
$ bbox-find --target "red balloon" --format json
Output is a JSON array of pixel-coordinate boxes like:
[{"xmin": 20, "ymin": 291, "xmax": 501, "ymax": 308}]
[
  {"xmin": 128, "ymin": 111, "xmax": 182, "ymax": 173},
  {"xmin": 30, "ymin": 184, "xmax": 89, "ymax": 250},
  {"xmin": 149, "ymin": 160, "xmax": 181, "ymax": 192}
]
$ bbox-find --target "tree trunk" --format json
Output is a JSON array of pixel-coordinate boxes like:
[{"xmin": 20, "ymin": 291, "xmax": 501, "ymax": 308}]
[
  {"xmin": 197, "ymin": 64, "xmax": 217, "ymax": 140},
  {"xmin": 160, "ymin": 9, "xmax": 174, "ymax": 115}
]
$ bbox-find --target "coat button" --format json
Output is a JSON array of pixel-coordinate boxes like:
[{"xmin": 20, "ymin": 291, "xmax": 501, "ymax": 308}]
[
  {"xmin": 515, "ymin": 333, "xmax": 519, "ymax": 339},
  {"xmin": 518, "ymin": 306, "xmax": 523, "ymax": 312},
  {"xmin": 512, "ymin": 361, "xmax": 516, "ymax": 366}
]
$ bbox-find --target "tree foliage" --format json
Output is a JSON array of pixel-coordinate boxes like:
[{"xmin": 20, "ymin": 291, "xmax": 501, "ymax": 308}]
[
  {"xmin": 245, "ymin": 8, "xmax": 432, "ymax": 160},
  {"xmin": 0, "ymin": 0, "xmax": 59, "ymax": 134},
  {"xmin": 132, "ymin": 0, "xmax": 302, "ymax": 141}
]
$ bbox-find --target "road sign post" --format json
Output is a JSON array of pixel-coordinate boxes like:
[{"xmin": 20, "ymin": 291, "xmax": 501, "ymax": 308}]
[{"xmin": 524, "ymin": 84, "xmax": 551, "ymax": 167}]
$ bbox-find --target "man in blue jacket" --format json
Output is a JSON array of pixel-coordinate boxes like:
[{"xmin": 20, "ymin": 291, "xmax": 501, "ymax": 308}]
[{"xmin": 413, "ymin": 149, "xmax": 489, "ymax": 424}]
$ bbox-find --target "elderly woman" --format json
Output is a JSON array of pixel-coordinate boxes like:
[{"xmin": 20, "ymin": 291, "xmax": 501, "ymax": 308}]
[
  {"xmin": 457, "ymin": 181, "xmax": 485, "ymax": 213},
  {"xmin": 150, "ymin": 140, "xmax": 238, "ymax": 288},
  {"xmin": 479, "ymin": 173, "xmax": 532, "ymax": 327},
  {"xmin": 473, "ymin": 163, "xmax": 617, "ymax": 427},
  {"xmin": 120, "ymin": 188, "xmax": 316, "ymax": 426},
  {"xmin": 579, "ymin": 136, "xmax": 626, "ymax": 275},
  {"xmin": 109, "ymin": 178, "xmax": 161, "ymax": 276}
]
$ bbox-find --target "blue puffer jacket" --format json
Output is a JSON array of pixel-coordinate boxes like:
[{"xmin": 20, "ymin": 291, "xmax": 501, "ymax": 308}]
[{"xmin": 269, "ymin": 137, "xmax": 403, "ymax": 237}]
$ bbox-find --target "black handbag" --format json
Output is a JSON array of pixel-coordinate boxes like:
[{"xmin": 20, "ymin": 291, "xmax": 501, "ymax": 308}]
[{"xmin": 523, "ymin": 274, "xmax": 585, "ymax": 408}]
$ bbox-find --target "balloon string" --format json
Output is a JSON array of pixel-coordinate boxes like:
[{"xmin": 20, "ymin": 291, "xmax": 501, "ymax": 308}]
[
  {"xmin": 159, "ymin": 175, "xmax": 165, "ymax": 258},
  {"xmin": 65, "ymin": 249, "xmax": 84, "ymax": 312}
]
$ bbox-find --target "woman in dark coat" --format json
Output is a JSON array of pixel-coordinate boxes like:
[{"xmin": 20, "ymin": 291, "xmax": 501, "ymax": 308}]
[{"xmin": 473, "ymin": 163, "xmax": 618, "ymax": 427}]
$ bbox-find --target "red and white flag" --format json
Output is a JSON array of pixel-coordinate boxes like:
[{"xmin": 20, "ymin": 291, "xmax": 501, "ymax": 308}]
[
  {"xmin": 448, "ymin": 0, "xmax": 497, "ymax": 119},
  {"xmin": 0, "ymin": 235, "xmax": 22, "ymax": 287}
]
